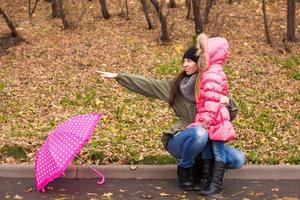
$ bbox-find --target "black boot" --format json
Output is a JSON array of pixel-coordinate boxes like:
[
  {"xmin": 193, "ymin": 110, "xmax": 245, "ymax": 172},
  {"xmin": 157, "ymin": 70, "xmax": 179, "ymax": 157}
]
[
  {"xmin": 193, "ymin": 159, "xmax": 213, "ymax": 191},
  {"xmin": 177, "ymin": 165, "xmax": 194, "ymax": 191},
  {"xmin": 199, "ymin": 160, "xmax": 226, "ymax": 196}
]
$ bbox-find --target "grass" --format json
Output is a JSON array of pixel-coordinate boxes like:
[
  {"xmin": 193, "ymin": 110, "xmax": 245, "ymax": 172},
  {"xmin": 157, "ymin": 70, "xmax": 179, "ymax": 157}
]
[
  {"xmin": 271, "ymin": 54, "xmax": 300, "ymax": 80},
  {"xmin": 0, "ymin": 145, "xmax": 27, "ymax": 160},
  {"xmin": 136, "ymin": 155, "xmax": 177, "ymax": 165},
  {"xmin": 155, "ymin": 57, "xmax": 182, "ymax": 78}
]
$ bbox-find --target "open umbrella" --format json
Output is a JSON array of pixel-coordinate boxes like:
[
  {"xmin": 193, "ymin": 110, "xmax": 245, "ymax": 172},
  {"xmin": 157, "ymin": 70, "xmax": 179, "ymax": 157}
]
[{"xmin": 35, "ymin": 113, "xmax": 105, "ymax": 192}]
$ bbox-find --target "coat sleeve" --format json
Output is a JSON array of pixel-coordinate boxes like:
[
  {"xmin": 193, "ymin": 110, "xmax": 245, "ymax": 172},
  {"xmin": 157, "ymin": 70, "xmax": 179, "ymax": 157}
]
[
  {"xmin": 115, "ymin": 72, "xmax": 172, "ymax": 102},
  {"xmin": 195, "ymin": 68, "xmax": 227, "ymax": 126}
]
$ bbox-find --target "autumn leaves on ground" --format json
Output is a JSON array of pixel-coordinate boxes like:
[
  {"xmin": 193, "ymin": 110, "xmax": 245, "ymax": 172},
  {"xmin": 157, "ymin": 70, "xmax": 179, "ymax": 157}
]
[{"xmin": 0, "ymin": 0, "xmax": 299, "ymax": 165}]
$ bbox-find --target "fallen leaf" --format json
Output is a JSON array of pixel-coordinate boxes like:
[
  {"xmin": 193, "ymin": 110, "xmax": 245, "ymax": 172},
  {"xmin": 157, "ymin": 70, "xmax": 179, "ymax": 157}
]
[
  {"xmin": 13, "ymin": 194, "xmax": 24, "ymax": 200},
  {"xmin": 102, "ymin": 192, "xmax": 113, "ymax": 197},
  {"xmin": 272, "ymin": 188, "xmax": 279, "ymax": 192},
  {"xmin": 255, "ymin": 192, "xmax": 264, "ymax": 197},
  {"xmin": 25, "ymin": 187, "xmax": 33, "ymax": 193},
  {"xmin": 159, "ymin": 192, "xmax": 170, "ymax": 197},
  {"xmin": 47, "ymin": 186, "xmax": 54, "ymax": 190},
  {"xmin": 129, "ymin": 166, "xmax": 138, "ymax": 170},
  {"xmin": 87, "ymin": 193, "xmax": 98, "ymax": 196},
  {"xmin": 140, "ymin": 193, "xmax": 154, "ymax": 199}
]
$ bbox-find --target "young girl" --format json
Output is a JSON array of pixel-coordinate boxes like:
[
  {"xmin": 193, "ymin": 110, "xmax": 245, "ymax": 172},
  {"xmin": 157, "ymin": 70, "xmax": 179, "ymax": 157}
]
[{"xmin": 189, "ymin": 33, "xmax": 237, "ymax": 195}]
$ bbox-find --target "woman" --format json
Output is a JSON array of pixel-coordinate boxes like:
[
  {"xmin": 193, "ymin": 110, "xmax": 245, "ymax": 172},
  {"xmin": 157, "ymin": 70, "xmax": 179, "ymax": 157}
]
[{"xmin": 97, "ymin": 46, "xmax": 244, "ymax": 192}]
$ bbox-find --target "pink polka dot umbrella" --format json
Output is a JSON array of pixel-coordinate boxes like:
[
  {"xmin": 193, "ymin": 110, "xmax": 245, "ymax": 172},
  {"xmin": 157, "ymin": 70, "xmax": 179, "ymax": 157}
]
[{"xmin": 35, "ymin": 113, "xmax": 105, "ymax": 192}]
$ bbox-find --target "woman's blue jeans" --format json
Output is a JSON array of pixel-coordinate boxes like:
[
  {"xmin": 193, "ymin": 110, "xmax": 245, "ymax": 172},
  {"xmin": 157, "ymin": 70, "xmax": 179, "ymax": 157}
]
[
  {"xmin": 167, "ymin": 127, "xmax": 209, "ymax": 168},
  {"xmin": 167, "ymin": 127, "xmax": 245, "ymax": 169}
]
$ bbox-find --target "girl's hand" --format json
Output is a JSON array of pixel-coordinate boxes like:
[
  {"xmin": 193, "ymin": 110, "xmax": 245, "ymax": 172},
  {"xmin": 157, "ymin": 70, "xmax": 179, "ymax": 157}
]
[
  {"xmin": 220, "ymin": 95, "xmax": 229, "ymax": 106},
  {"xmin": 96, "ymin": 71, "xmax": 118, "ymax": 78}
]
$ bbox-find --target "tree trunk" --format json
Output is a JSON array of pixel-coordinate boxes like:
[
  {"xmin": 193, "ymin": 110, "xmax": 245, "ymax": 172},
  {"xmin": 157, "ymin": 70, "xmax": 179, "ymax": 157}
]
[
  {"xmin": 192, "ymin": 0, "xmax": 203, "ymax": 35},
  {"xmin": 150, "ymin": 0, "xmax": 169, "ymax": 41},
  {"xmin": 186, "ymin": 0, "xmax": 192, "ymax": 19},
  {"xmin": 262, "ymin": 0, "xmax": 272, "ymax": 45},
  {"xmin": 140, "ymin": 0, "xmax": 153, "ymax": 29},
  {"xmin": 169, "ymin": 0, "xmax": 177, "ymax": 8},
  {"xmin": 287, "ymin": 0, "xmax": 296, "ymax": 42},
  {"xmin": 0, "ymin": 7, "xmax": 18, "ymax": 37},
  {"xmin": 204, "ymin": 0, "xmax": 213, "ymax": 24},
  {"xmin": 28, "ymin": 0, "xmax": 40, "ymax": 18},
  {"xmin": 51, "ymin": 0, "xmax": 59, "ymax": 18},
  {"xmin": 57, "ymin": 0, "xmax": 69, "ymax": 29},
  {"xmin": 99, "ymin": 0, "xmax": 110, "ymax": 19},
  {"xmin": 125, "ymin": 0, "xmax": 129, "ymax": 19}
]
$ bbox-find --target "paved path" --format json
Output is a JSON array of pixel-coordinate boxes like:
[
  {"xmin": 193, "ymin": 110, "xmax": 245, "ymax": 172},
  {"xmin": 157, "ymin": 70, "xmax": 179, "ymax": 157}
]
[{"xmin": 0, "ymin": 178, "xmax": 299, "ymax": 200}]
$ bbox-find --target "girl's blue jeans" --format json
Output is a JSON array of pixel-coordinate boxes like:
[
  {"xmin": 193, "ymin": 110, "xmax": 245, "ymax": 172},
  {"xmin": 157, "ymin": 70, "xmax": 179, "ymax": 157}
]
[
  {"xmin": 203, "ymin": 141, "xmax": 227, "ymax": 164},
  {"xmin": 167, "ymin": 127, "xmax": 245, "ymax": 169}
]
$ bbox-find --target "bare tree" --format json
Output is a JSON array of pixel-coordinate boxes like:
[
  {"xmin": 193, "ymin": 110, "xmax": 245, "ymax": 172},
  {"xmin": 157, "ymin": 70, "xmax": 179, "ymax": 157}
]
[
  {"xmin": 287, "ymin": 0, "xmax": 296, "ymax": 42},
  {"xmin": 186, "ymin": 0, "xmax": 192, "ymax": 19},
  {"xmin": 0, "ymin": 7, "xmax": 18, "ymax": 37},
  {"xmin": 168, "ymin": 0, "xmax": 177, "ymax": 8},
  {"xmin": 48, "ymin": 0, "xmax": 59, "ymax": 18},
  {"xmin": 140, "ymin": 0, "xmax": 153, "ymax": 29},
  {"xmin": 262, "ymin": 0, "xmax": 272, "ymax": 45},
  {"xmin": 120, "ymin": 0, "xmax": 130, "ymax": 19},
  {"xmin": 99, "ymin": 0, "xmax": 110, "ymax": 19},
  {"xmin": 56, "ymin": 0, "xmax": 69, "ymax": 29},
  {"xmin": 28, "ymin": 0, "xmax": 40, "ymax": 18},
  {"xmin": 204, "ymin": 0, "xmax": 214, "ymax": 24},
  {"xmin": 192, "ymin": 0, "xmax": 203, "ymax": 35},
  {"xmin": 150, "ymin": 0, "xmax": 169, "ymax": 41}
]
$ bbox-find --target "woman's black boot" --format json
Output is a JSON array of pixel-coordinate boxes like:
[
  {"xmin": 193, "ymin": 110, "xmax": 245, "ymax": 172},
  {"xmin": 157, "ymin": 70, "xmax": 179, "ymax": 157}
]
[
  {"xmin": 193, "ymin": 159, "xmax": 213, "ymax": 191},
  {"xmin": 199, "ymin": 160, "xmax": 226, "ymax": 196},
  {"xmin": 177, "ymin": 165, "xmax": 194, "ymax": 191}
]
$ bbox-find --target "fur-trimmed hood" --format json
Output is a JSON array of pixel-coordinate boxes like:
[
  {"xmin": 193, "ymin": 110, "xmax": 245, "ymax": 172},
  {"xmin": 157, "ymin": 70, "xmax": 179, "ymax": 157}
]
[{"xmin": 196, "ymin": 33, "xmax": 229, "ymax": 69}]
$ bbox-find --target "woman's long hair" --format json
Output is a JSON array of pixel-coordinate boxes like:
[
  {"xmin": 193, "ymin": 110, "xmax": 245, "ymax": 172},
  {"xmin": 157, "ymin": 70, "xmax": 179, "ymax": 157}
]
[{"xmin": 169, "ymin": 70, "xmax": 186, "ymax": 106}]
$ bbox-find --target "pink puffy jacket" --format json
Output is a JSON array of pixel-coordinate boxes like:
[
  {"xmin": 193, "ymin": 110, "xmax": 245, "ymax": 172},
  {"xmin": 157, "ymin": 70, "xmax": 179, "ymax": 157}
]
[{"xmin": 190, "ymin": 36, "xmax": 236, "ymax": 141}]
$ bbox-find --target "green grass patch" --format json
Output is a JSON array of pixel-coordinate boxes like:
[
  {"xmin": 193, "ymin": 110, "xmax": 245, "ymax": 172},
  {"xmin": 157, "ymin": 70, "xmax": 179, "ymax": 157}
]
[
  {"xmin": 271, "ymin": 54, "xmax": 300, "ymax": 80},
  {"xmin": 89, "ymin": 151, "xmax": 105, "ymax": 163},
  {"xmin": 291, "ymin": 71, "xmax": 300, "ymax": 80},
  {"xmin": 254, "ymin": 110, "xmax": 276, "ymax": 132},
  {"xmin": 295, "ymin": 113, "xmax": 300, "ymax": 121},
  {"xmin": 0, "ymin": 114, "xmax": 8, "ymax": 123},
  {"xmin": 61, "ymin": 87, "xmax": 97, "ymax": 107},
  {"xmin": 137, "ymin": 155, "xmax": 177, "ymax": 165},
  {"xmin": 1, "ymin": 145, "xmax": 27, "ymax": 159},
  {"xmin": 0, "ymin": 82, "xmax": 5, "ymax": 92},
  {"xmin": 155, "ymin": 58, "xmax": 181, "ymax": 78}
]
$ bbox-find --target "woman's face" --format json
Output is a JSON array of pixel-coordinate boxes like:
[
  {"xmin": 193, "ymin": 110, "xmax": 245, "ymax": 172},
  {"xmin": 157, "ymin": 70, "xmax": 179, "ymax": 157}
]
[{"xmin": 182, "ymin": 59, "xmax": 198, "ymax": 75}]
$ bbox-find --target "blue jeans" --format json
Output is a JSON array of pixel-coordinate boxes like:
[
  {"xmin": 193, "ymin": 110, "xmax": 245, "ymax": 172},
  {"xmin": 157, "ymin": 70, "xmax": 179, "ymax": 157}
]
[
  {"xmin": 202, "ymin": 140, "xmax": 245, "ymax": 169},
  {"xmin": 167, "ymin": 127, "xmax": 209, "ymax": 168}
]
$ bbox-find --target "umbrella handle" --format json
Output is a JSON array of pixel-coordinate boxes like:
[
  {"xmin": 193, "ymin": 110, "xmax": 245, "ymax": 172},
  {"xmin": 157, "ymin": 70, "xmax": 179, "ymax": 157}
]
[
  {"xmin": 76, "ymin": 156, "xmax": 105, "ymax": 185},
  {"xmin": 91, "ymin": 167, "xmax": 105, "ymax": 185}
]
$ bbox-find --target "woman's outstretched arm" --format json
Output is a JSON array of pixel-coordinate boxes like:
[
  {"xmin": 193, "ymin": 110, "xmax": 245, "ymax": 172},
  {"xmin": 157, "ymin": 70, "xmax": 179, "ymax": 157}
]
[{"xmin": 97, "ymin": 71, "xmax": 172, "ymax": 102}]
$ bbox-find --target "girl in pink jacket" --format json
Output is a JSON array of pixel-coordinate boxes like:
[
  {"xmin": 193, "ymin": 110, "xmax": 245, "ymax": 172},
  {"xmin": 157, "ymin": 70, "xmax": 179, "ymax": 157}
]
[{"xmin": 190, "ymin": 33, "xmax": 237, "ymax": 195}]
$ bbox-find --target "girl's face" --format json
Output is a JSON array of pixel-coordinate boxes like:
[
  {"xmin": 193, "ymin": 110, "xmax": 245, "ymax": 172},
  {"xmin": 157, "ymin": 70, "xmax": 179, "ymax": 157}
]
[{"xmin": 182, "ymin": 59, "xmax": 198, "ymax": 75}]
